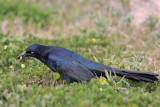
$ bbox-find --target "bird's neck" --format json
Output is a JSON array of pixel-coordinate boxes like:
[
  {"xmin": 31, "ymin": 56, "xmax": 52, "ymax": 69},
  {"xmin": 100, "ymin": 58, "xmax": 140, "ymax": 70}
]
[{"xmin": 35, "ymin": 46, "xmax": 50, "ymax": 64}]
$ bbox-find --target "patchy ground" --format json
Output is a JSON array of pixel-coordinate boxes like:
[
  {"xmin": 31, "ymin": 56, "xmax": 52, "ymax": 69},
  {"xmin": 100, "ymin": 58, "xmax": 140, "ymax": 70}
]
[{"xmin": 1, "ymin": 0, "xmax": 160, "ymax": 38}]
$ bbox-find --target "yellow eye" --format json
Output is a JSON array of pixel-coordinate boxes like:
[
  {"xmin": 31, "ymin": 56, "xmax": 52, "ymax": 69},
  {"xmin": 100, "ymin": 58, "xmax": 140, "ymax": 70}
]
[{"xmin": 31, "ymin": 52, "xmax": 34, "ymax": 54}]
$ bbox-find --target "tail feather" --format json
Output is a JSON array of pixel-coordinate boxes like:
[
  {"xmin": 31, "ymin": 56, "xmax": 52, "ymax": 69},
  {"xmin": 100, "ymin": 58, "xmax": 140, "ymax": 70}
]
[{"xmin": 112, "ymin": 68, "xmax": 159, "ymax": 82}]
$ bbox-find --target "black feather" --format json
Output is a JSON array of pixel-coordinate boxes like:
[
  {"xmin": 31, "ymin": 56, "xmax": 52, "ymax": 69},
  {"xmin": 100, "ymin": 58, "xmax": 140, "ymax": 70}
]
[{"xmin": 17, "ymin": 44, "xmax": 159, "ymax": 84}]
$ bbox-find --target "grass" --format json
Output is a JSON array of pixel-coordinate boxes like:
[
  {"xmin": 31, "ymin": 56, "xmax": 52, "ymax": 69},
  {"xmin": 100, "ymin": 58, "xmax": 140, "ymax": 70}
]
[
  {"xmin": 0, "ymin": 0, "xmax": 52, "ymax": 27},
  {"xmin": 0, "ymin": 32, "xmax": 160, "ymax": 107},
  {"xmin": 0, "ymin": 0, "xmax": 160, "ymax": 107}
]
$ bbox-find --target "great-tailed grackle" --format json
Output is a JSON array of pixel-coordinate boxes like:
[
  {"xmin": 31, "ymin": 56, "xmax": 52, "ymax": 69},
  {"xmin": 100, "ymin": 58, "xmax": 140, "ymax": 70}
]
[{"xmin": 17, "ymin": 44, "xmax": 159, "ymax": 83}]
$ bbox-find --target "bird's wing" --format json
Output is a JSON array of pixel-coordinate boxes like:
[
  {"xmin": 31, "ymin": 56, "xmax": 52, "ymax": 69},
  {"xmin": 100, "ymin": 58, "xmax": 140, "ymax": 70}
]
[{"xmin": 48, "ymin": 54, "xmax": 95, "ymax": 81}]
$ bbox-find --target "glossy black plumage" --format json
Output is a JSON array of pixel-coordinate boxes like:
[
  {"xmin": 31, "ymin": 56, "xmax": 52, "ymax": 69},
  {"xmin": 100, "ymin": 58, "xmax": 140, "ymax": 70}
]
[{"xmin": 17, "ymin": 44, "xmax": 159, "ymax": 83}]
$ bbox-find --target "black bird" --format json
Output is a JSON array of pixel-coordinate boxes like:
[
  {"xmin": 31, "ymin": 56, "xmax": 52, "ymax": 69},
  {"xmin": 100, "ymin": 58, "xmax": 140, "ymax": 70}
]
[{"xmin": 17, "ymin": 44, "xmax": 159, "ymax": 83}]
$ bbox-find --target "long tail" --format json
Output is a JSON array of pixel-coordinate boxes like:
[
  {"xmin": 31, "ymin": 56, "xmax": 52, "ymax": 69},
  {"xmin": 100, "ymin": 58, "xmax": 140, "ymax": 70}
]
[
  {"xmin": 112, "ymin": 68, "xmax": 159, "ymax": 82},
  {"xmin": 97, "ymin": 66, "xmax": 159, "ymax": 82}
]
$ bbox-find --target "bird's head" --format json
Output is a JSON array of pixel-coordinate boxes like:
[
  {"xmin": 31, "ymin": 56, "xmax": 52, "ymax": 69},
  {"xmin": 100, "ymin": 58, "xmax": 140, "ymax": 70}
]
[{"xmin": 16, "ymin": 44, "xmax": 43, "ymax": 60}]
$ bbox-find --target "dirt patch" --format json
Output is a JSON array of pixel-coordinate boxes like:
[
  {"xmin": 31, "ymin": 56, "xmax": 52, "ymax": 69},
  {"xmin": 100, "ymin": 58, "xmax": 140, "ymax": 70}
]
[{"xmin": 109, "ymin": 0, "xmax": 160, "ymax": 29}]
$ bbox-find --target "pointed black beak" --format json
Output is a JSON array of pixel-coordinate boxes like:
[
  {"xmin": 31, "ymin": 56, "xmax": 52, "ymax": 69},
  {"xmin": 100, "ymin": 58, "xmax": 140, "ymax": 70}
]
[{"xmin": 16, "ymin": 51, "xmax": 28, "ymax": 60}]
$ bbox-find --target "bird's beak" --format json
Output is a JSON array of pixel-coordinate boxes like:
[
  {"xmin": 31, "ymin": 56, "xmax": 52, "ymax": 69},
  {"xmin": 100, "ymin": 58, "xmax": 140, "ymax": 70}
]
[{"xmin": 16, "ymin": 51, "xmax": 31, "ymax": 60}]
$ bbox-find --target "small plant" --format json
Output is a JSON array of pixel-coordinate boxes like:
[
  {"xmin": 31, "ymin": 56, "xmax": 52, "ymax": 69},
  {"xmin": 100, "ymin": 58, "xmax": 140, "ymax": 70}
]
[
  {"xmin": 103, "ymin": 70, "xmax": 130, "ymax": 90},
  {"xmin": 143, "ymin": 16, "xmax": 159, "ymax": 30},
  {"xmin": 122, "ymin": 13, "xmax": 134, "ymax": 25}
]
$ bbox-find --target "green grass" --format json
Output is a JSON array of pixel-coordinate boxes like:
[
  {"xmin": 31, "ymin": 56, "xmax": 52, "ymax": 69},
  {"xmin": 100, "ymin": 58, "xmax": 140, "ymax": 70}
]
[
  {"xmin": 0, "ymin": 0, "xmax": 160, "ymax": 106},
  {"xmin": 0, "ymin": 0, "xmax": 52, "ymax": 27},
  {"xmin": 0, "ymin": 32, "xmax": 160, "ymax": 107}
]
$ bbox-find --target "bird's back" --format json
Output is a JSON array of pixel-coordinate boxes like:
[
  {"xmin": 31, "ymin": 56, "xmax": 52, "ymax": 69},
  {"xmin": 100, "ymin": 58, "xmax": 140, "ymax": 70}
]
[{"xmin": 47, "ymin": 46, "xmax": 104, "ymax": 70}]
